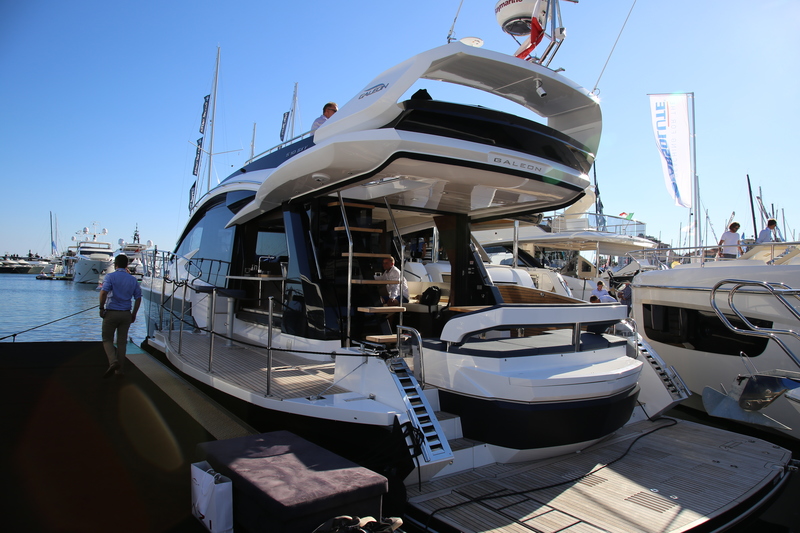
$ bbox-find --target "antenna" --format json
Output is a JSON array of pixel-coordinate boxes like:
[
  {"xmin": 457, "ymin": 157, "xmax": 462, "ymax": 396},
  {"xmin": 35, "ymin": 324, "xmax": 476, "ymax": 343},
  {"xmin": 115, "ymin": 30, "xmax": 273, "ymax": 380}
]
[
  {"xmin": 446, "ymin": 0, "xmax": 466, "ymax": 43},
  {"xmin": 496, "ymin": 0, "xmax": 572, "ymax": 65},
  {"xmin": 250, "ymin": 123, "xmax": 256, "ymax": 160}
]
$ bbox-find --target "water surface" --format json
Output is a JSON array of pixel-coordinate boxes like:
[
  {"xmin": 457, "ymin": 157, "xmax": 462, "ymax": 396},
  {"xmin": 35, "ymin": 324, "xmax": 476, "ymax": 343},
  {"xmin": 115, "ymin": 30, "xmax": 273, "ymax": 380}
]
[{"xmin": 0, "ymin": 273, "xmax": 146, "ymax": 343}]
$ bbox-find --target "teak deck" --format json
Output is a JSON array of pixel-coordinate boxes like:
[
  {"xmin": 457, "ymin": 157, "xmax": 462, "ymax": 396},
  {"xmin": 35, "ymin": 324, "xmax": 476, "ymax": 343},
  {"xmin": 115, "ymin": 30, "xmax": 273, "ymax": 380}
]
[
  {"xmin": 156, "ymin": 330, "xmax": 348, "ymax": 400},
  {"xmin": 407, "ymin": 419, "xmax": 790, "ymax": 533}
]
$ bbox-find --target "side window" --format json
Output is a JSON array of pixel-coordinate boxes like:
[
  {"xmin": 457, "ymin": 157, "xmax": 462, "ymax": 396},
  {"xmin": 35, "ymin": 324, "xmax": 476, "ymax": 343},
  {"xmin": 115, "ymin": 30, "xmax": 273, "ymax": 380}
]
[
  {"xmin": 255, "ymin": 231, "xmax": 289, "ymax": 275},
  {"xmin": 256, "ymin": 231, "xmax": 289, "ymax": 259},
  {"xmin": 175, "ymin": 202, "xmax": 235, "ymax": 285}
]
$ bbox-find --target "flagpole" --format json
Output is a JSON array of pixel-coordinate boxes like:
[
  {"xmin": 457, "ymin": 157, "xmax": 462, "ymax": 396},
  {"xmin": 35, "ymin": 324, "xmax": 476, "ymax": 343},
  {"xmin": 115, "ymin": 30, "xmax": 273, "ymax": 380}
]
[{"xmin": 689, "ymin": 92, "xmax": 701, "ymax": 250}]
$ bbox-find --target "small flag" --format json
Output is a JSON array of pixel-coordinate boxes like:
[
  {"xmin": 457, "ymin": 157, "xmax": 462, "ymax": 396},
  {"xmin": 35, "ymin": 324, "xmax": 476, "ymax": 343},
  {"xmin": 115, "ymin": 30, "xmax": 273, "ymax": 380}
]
[
  {"xmin": 188, "ymin": 182, "xmax": 196, "ymax": 210},
  {"xmin": 199, "ymin": 95, "xmax": 210, "ymax": 134},
  {"xmin": 192, "ymin": 137, "xmax": 203, "ymax": 176},
  {"xmin": 279, "ymin": 111, "xmax": 289, "ymax": 141},
  {"xmin": 619, "ymin": 212, "xmax": 634, "ymax": 220}
]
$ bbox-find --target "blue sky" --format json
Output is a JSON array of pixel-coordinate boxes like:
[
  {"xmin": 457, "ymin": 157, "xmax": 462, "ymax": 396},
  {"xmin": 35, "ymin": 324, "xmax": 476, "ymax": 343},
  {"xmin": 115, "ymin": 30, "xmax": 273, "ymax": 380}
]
[{"xmin": 2, "ymin": 0, "xmax": 798, "ymax": 257}]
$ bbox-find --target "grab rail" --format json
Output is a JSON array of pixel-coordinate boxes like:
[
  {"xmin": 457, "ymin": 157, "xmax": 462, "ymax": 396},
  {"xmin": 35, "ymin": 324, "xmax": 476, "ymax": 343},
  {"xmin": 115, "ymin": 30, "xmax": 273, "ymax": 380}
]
[
  {"xmin": 710, "ymin": 279, "xmax": 800, "ymax": 370},
  {"xmin": 627, "ymin": 241, "xmax": 799, "ymax": 270},
  {"xmin": 396, "ymin": 325, "xmax": 425, "ymax": 386}
]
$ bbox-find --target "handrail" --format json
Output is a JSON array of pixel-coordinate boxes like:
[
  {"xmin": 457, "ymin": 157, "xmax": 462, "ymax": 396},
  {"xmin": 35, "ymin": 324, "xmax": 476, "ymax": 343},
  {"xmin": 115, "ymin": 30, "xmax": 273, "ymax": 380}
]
[
  {"xmin": 710, "ymin": 278, "xmax": 800, "ymax": 370},
  {"xmin": 337, "ymin": 192, "xmax": 354, "ymax": 348},
  {"xmin": 397, "ymin": 325, "xmax": 424, "ymax": 385},
  {"xmin": 384, "ymin": 199, "xmax": 405, "ymax": 326},
  {"xmin": 627, "ymin": 241, "xmax": 799, "ymax": 270},
  {"xmin": 243, "ymin": 130, "xmax": 314, "ymax": 166}
]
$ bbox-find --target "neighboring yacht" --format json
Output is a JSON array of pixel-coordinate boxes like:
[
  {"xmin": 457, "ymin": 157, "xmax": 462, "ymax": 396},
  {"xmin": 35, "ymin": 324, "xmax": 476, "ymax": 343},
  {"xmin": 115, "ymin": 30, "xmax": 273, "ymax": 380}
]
[
  {"xmin": 474, "ymin": 199, "xmax": 657, "ymax": 299},
  {"xmin": 630, "ymin": 242, "xmax": 800, "ymax": 440},
  {"xmin": 139, "ymin": 5, "xmax": 792, "ymax": 529},
  {"xmin": 113, "ymin": 226, "xmax": 154, "ymax": 281},
  {"xmin": 68, "ymin": 225, "xmax": 114, "ymax": 284},
  {"xmin": 0, "ymin": 257, "xmax": 32, "ymax": 274}
]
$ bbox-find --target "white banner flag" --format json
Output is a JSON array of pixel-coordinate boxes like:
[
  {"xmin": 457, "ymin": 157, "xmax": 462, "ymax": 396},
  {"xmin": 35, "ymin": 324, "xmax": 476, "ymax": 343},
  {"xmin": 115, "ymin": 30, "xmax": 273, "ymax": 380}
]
[{"xmin": 649, "ymin": 94, "xmax": 693, "ymax": 208}]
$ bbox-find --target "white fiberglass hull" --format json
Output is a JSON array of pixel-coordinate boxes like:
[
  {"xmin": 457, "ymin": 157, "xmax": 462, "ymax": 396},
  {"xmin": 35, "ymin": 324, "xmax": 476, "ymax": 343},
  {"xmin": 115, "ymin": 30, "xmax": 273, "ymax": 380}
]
[
  {"xmin": 73, "ymin": 257, "xmax": 113, "ymax": 284},
  {"xmin": 633, "ymin": 261, "xmax": 800, "ymax": 439}
]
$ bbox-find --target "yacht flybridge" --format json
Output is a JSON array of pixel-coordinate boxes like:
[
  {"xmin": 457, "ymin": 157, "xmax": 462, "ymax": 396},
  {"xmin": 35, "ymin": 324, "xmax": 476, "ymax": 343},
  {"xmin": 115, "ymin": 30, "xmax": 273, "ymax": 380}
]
[{"xmin": 140, "ymin": 2, "xmax": 793, "ymax": 529}]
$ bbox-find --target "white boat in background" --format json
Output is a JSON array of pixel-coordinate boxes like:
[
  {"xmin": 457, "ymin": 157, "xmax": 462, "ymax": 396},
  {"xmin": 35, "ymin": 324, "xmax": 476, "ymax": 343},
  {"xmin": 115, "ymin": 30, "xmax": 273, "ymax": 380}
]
[
  {"xmin": 114, "ymin": 226, "xmax": 154, "ymax": 281},
  {"xmin": 474, "ymin": 195, "xmax": 657, "ymax": 299},
  {"xmin": 630, "ymin": 242, "xmax": 800, "ymax": 440},
  {"xmin": 68, "ymin": 225, "xmax": 114, "ymax": 284},
  {"xmin": 21, "ymin": 259, "xmax": 46, "ymax": 275},
  {"xmin": 0, "ymin": 257, "xmax": 32, "ymax": 274}
]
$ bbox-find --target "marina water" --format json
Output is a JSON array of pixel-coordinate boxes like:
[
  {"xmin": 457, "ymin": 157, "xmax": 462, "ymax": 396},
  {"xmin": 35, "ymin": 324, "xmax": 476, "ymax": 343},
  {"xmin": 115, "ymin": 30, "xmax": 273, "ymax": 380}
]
[{"xmin": 0, "ymin": 273, "xmax": 146, "ymax": 344}]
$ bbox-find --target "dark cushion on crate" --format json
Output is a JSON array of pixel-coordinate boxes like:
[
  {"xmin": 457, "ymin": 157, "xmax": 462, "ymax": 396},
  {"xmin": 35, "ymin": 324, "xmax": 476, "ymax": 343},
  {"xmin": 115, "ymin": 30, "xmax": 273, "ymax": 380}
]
[{"xmin": 197, "ymin": 430, "xmax": 387, "ymax": 533}]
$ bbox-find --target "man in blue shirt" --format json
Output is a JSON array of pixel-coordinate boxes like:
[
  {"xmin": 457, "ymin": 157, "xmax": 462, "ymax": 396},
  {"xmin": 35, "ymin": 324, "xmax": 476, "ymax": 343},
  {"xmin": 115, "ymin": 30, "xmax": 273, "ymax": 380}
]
[
  {"xmin": 99, "ymin": 254, "xmax": 142, "ymax": 378},
  {"xmin": 756, "ymin": 218, "xmax": 779, "ymax": 243}
]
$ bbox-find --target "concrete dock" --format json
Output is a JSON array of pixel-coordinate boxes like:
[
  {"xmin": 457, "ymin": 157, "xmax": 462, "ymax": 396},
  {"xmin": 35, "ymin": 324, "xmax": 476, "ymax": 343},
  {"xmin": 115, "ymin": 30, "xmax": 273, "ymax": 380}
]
[{"xmin": 2, "ymin": 341, "xmax": 798, "ymax": 532}]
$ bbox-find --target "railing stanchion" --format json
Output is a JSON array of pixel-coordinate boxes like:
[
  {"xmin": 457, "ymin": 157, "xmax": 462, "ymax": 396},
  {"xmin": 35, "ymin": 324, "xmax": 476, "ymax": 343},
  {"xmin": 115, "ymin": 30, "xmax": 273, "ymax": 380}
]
[
  {"xmin": 179, "ymin": 281, "xmax": 187, "ymax": 355},
  {"xmin": 207, "ymin": 288, "xmax": 217, "ymax": 372},
  {"xmin": 168, "ymin": 278, "xmax": 176, "ymax": 339},
  {"xmin": 159, "ymin": 265, "xmax": 166, "ymax": 329},
  {"xmin": 266, "ymin": 296, "xmax": 274, "ymax": 396}
]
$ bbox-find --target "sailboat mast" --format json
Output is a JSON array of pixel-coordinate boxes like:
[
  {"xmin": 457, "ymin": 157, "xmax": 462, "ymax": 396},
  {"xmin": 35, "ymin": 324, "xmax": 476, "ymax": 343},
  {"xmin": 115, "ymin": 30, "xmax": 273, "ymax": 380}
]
[
  {"xmin": 205, "ymin": 47, "xmax": 220, "ymax": 194},
  {"xmin": 49, "ymin": 211, "xmax": 57, "ymax": 256},
  {"xmin": 746, "ymin": 174, "xmax": 758, "ymax": 239}
]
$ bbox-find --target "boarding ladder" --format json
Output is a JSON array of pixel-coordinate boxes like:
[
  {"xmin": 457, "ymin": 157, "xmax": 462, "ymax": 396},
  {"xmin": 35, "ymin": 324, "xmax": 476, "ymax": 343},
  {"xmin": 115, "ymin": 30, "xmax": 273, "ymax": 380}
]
[
  {"xmin": 388, "ymin": 358, "xmax": 453, "ymax": 464},
  {"xmin": 636, "ymin": 334, "xmax": 690, "ymax": 402}
]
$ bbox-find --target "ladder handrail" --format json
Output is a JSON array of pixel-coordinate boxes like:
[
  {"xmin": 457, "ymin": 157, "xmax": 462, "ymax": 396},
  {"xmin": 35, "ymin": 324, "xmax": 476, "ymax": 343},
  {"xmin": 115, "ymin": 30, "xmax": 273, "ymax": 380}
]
[
  {"xmin": 336, "ymin": 193, "xmax": 354, "ymax": 347},
  {"xmin": 397, "ymin": 325, "xmax": 425, "ymax": 386},
  {"xmin": 384, "ymin": 199, "xmax": 405, "ymax": 326},
  {"xmin": 710, "ymin": 279, "xmax": 800, "ymax": 370}
]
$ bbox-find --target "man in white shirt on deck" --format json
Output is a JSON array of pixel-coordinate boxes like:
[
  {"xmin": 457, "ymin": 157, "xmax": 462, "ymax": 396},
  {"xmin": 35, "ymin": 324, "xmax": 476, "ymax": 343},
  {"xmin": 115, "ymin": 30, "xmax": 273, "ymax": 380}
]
[
  {"xmin": 718, "ymin": 222, "xmax": 743, "ymax": 258},
  {"xmin": 377, "ymin": 256, "xmax": 409, "ymax": 306},
  {"xmin": 311, "ymin": 102, "xmax": 338, "ymax": 130}
]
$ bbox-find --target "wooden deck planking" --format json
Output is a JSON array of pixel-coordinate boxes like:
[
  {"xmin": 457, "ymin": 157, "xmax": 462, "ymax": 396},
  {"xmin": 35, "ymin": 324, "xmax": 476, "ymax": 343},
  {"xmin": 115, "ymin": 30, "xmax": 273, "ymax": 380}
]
[
  {"xmin": 158, "ymin": 331, "xmax": 349, "ymax": 399},
  {"xmin": 408, "ymin": 418, "xmax": 790, "ymax": 533}
]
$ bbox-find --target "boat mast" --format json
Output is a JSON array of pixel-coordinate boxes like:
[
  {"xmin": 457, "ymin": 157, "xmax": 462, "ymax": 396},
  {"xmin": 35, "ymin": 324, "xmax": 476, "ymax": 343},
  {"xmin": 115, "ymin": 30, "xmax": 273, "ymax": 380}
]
[
  {"xmin": 49, "ymin": 211, "xmax": 58, "ymax": 257},
  {"xmin": 205, "ymin": 47, "xmax": 220, "ymax": 195}
]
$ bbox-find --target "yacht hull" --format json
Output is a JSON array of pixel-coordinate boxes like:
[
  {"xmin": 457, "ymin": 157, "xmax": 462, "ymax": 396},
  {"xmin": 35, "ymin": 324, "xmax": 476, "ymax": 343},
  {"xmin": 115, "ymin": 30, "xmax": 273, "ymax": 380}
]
[{"xmin": 633, "ymin": 260, "xmax": 800, "ymax": 439}]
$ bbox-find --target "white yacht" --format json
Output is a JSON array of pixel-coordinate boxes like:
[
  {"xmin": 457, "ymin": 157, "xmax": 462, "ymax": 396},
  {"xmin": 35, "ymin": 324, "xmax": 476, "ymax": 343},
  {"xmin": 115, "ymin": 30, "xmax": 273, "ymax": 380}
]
[
  {"xmin": 0, "ymin": 257, "xmax": 32, "ymax": 274},
  {"xmin": 474, "ymin": 199, "xmax": 657, "ymax": 299},
  {"xmin": 68, "ymin": 225, "xmax": 114, "ymax": 284},
  {"xmin": 113, "ymin": 226, "xmax": 154, "ymax": 281},
  {"xmin": 631, "ymin": 242, "xmax": 800, "ymax": 440},
  {"xmin": 138, "ymin": 3, "xmax": 793, "ymax": 529}
]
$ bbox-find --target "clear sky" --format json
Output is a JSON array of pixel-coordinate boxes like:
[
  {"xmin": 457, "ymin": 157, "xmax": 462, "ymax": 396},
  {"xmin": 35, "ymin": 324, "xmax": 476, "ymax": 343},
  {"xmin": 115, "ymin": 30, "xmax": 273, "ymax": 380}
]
[{"xmin": 2, "ymin": 0, "xmax": 798, "ymax": 257}]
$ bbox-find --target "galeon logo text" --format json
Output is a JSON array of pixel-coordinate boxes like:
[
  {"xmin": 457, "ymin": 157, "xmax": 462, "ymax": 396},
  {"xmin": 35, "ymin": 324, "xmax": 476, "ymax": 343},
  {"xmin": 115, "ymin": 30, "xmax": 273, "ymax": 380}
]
[
  {"xmin": 492, "ymin": 157, "xmax": 546, "ymax": 173},
  {"xmin": 359, "ymin": 83, "xmax": 388, "ymax": 99}
]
